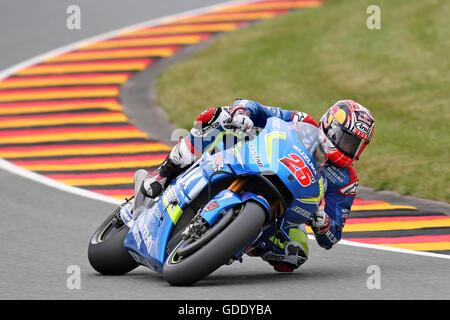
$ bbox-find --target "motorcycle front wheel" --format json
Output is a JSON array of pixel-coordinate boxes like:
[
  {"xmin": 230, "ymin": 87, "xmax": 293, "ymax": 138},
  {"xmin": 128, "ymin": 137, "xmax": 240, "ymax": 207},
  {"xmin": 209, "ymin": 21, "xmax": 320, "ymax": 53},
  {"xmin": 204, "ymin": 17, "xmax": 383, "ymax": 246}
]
[{"xmin": 163, "ymin": 201, "xmax": 266, "ymax": 286}]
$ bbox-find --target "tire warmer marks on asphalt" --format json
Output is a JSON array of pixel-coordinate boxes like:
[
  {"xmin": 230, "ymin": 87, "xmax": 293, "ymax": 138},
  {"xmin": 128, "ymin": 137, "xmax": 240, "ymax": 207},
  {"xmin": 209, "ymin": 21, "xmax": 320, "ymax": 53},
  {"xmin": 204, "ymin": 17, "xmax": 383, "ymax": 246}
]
[{"xmin": 0, "ymin": 0, "xmax": 449, "ymax": 255}]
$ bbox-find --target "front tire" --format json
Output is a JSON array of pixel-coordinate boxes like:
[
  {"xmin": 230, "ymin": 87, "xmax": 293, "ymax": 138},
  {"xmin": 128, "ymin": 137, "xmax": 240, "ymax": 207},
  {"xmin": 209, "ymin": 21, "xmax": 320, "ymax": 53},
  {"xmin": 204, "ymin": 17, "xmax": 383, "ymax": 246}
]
[
  {"xmin": 163, "ymin": 201, "xmax": 266, "ymax": 286},
  {"xmin": 88, "ymin": 207, "xmax": 138, "ymax": 275}
]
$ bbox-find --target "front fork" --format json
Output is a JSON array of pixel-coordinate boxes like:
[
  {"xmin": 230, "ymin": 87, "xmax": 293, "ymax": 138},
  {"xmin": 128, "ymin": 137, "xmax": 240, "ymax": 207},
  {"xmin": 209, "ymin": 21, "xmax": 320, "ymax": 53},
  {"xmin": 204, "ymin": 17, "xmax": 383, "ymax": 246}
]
[
  {"xmin": 228, "ymin": 177, "xmax": 283, "ymax": 221},
  {"xmin": 198, "ymin": 176, "xmax": 285, "ymax": 261},
  {"xmin": 199, "ymin": 177, "xmax": 272, "ymax": 226}
]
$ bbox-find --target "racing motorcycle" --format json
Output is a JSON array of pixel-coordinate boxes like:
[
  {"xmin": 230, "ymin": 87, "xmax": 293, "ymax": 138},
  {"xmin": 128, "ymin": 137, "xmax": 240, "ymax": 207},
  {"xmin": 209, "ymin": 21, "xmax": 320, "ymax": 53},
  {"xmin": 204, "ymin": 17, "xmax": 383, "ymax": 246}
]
[{"xmin": 88, "ymin": 118, "xmax": 324, "ymax": 286}]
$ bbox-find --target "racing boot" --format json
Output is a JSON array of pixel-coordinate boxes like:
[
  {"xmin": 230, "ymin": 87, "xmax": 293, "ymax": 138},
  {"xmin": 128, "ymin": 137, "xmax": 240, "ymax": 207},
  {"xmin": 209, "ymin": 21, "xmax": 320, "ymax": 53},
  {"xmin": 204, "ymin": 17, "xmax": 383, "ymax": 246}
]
[
  {"xmin": 271, "ymin": 241, "xmax": 308, "ymax": 272},
  {"xmin": 141, "ymin": 156, "xmax": 183, "ymax": 198},
  {"xmin": 141, "ymin": 136, "xmax": 201, "ymax": 198},
  {"xmin": 261, "ymin": 223, "xmax": 309, "ymax": 272},
  {"xmin": 263, "ymin": 240, "xmax": 309, "ymax": 272}
]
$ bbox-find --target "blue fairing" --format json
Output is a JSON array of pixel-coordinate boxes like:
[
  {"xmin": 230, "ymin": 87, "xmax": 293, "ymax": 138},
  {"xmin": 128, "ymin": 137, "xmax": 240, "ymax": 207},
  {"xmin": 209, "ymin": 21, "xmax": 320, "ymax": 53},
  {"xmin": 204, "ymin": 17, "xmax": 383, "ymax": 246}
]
[
  {"xmin": 124, "ymin": 118, "xmax": 322, "ymax": 272},
  {"xmin": 200, "ymin": 189, "xmax": 271, "ymax": 226}
]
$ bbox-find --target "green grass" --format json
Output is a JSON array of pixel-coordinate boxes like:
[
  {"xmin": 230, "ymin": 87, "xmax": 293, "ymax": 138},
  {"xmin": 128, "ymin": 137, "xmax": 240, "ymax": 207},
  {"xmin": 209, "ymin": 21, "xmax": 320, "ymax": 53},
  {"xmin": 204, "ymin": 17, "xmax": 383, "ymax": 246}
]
[{"xmin": 156, "ymin": 0, "xmax": 450, "ymax": 202}]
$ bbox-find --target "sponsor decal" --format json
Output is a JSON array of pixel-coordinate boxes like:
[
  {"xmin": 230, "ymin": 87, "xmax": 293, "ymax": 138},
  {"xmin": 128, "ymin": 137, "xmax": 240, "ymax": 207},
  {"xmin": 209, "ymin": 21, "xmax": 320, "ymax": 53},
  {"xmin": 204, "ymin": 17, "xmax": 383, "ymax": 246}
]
[
  {"xmin": 198, "ymin": 108, "xmax": 219, "ymax": 126},
  {"xmin": 355, "ymin": 121, "xmax": 370, "ymax": 135},
  {"xmin": 293, "ymin": 145, "xmax": 317, "ymax": 175},
  {"xmin": 143, "ymin": 236, "xmax": 155, "ymax": 253},
  {"xmin": 324, "ymin": 230, "xmax": 339, "ymax": 245},
  {"xmin": 193, "ymin": 120, "xmax": 220, "ymax": 136},
  {"xmin": 291, "ymin": 206, "xmax": 312, "ymax": 219},
  {"xmin": 149, "ymin": 205, "xmax": 162, "ymax": 224},
  {"xmin": 218, "ymin": 191, "xmax": 234, "ymax": 202},
  {"xmin": 132, "ymin": 226, "xmax": 142, "ymax": 250},
  {"xmin": 293, "ymin": 111, "xmax": 307, "ymax": 122},
  {"xmin": 202, "ymin": 121, "xmax": 220, "ymax": 134},
  {"xmin": 211, "ymin": 156, "xmax": 224, "ymax": 172},
  {"xmin": 136, "ymin": 215, "xmax": 154, "ymax": 253},
  {"xmin": 204, "ymin": 201, "xmax": 219, "ymax": 212},
  {"xmin": 341, "ymin": 208, "xmax": 351, "ymax": 219},
  {"xmin": 356, "ymin": 112, "xmax": 373, "ymax": 126},
  {"xmin": 339, "ymin": 181, "xmax": 358, "ymax": 196},
  {"xmin": 269, "ymin": 107, "xmax": 281, "ymax": 117},
  {"xmin": 323, "ymin": 165, "xmax": 344, "ymax": 183},
  {"xmin": 120, "ymin": 203, "xmax": 134, "ymax": 226},
  {"xmin": 165, "ymin": 186, "xmax": 178, "ymax": 204},
  {"xmin": 249, "ymin": 144, "xmax": 264, "ymax": 169}
]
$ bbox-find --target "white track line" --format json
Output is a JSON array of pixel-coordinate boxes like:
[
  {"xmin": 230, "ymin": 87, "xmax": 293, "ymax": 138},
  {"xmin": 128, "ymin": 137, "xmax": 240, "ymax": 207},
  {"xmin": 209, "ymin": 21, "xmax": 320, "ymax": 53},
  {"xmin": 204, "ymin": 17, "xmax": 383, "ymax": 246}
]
[
  {"xmin": 1, "ymin": 1, "xmax": 449, "ymax": 260},
  {"xmin": 0, "ymin": 158, "xmax": 123, "ymax": 205},
  {"xmin": 307, "ymin": 235, "xmax": 450, "ymax": 260}
]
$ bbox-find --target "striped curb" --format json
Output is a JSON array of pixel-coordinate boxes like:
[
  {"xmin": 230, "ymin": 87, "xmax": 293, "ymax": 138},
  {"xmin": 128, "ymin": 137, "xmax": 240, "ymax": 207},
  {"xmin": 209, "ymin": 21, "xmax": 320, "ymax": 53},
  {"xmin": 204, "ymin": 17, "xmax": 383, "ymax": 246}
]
[{"xmin": 0, "ymin": 0, "xmax": 448, "ymax": 256}]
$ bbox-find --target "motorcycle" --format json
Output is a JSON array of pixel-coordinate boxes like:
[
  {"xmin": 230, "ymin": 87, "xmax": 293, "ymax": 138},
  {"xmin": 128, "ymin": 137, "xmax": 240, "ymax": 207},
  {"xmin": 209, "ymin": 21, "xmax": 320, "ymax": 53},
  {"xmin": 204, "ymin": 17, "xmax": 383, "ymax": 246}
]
[{"xmin": 88, "ymin": 117, "xmax": 324, "ymax": 286}]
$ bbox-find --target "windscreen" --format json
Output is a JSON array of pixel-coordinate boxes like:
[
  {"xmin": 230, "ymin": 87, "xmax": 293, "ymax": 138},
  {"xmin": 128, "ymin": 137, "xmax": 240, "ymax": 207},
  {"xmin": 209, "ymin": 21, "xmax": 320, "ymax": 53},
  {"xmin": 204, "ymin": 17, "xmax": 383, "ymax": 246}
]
[{"xmin": 295, "ymin": 122, "xmax": 320, "ymax": 156}]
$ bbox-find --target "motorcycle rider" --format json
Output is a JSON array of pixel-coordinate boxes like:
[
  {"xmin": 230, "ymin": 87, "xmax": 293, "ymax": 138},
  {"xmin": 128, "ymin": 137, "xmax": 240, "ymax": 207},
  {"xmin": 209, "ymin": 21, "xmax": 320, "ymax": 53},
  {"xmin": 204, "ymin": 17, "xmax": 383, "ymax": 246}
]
[{"xmin": 140, "ymin": 99, "xmax": 375, "ymax": 272}]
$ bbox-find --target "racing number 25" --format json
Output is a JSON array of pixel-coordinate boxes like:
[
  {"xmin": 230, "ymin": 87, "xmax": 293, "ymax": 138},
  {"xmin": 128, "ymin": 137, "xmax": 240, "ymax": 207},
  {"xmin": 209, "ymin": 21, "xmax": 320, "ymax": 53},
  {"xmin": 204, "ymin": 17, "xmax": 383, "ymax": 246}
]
[{"xmin": 280, "ymin": 153, "xmax": 314, "ymax": 187}]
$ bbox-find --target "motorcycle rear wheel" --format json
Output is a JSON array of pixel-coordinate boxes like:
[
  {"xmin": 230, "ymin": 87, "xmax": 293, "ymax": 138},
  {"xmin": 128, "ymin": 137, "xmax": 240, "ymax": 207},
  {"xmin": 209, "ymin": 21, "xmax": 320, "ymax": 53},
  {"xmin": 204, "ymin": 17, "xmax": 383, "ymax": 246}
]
[
  {"xmin": 88, "ymin": 206, "xmax": 138, "ymax": 275},
  {"xmin": 163, "ymin": 201, "xmax": 266, "ymax": 286}
]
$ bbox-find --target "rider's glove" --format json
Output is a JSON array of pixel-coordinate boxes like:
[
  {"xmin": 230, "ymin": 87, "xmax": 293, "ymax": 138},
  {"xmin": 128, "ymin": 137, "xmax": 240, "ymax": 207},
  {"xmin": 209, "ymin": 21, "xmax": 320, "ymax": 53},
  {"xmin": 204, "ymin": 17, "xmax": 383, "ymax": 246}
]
[
  {"xmin": 229, "ymin": 108, "xmax": 254, "ymax": 135},
  {"xmin": 308, "ymin": 207, "xmax": 331, "ymax": 235}
]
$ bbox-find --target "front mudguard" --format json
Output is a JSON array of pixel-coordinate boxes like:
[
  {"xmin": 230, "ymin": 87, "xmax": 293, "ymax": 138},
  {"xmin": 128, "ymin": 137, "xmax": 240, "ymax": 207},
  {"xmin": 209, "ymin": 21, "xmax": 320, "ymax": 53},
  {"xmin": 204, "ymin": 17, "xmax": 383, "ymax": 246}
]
[{"xmin": 200, "ymin": 189, "xmax": 271, "ymax": 226}]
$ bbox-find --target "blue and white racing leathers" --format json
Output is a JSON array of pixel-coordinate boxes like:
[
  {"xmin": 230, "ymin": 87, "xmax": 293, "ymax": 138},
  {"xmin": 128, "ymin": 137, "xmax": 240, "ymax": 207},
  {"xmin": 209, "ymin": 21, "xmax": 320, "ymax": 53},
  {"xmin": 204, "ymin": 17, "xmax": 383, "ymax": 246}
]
[{"xmin": 170, "ymin": 99, "xmax": 358, "ymax": 265}]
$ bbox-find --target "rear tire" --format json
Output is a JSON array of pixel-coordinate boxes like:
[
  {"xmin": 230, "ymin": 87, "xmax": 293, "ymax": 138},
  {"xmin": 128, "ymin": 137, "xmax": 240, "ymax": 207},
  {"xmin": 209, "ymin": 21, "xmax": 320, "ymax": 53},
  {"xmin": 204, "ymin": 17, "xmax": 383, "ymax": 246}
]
[
  {"xmin": 88, "ymin": 207, "xmax": 138, "ymax": 275},
  {"xmin": 163, "ymin": 201, "xmax": 266, "ymax": 286}
]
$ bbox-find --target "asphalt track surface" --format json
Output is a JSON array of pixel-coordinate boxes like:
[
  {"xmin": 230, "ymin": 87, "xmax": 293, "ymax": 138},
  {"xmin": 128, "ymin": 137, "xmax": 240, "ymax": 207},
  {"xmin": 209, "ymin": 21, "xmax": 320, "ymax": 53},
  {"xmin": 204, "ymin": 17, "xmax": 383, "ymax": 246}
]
[
  {"xmin": 0, "ymin": 0, "xmax": 233, "ymax": 71},
  {"xmin": 2, "ymin": 168, "xmax": 450, "ymax": 300},
  {"xmin": 0, "ymin": 1, "xmax": 449, "ymax": 300}
]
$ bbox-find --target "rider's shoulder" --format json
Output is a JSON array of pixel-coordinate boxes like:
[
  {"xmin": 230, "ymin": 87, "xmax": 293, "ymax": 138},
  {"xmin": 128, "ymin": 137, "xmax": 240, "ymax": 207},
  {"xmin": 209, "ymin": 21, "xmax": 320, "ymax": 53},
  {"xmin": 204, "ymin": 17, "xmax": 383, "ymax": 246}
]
[{"xmin": 321, "ymin": 162, "xmax": 358, "ymax": 188}]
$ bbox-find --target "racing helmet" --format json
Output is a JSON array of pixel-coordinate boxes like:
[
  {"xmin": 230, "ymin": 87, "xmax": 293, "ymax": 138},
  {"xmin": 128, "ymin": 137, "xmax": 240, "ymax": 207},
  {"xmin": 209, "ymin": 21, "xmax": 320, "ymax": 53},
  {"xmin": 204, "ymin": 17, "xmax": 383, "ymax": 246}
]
[{"xmin": 318, "ymin": 100, "xmax": 375, "ymax": 168}]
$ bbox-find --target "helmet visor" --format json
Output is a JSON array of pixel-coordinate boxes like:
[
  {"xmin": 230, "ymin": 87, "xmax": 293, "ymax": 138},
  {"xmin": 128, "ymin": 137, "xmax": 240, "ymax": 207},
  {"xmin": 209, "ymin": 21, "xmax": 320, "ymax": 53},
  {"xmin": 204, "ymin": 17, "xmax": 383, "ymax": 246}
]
[
  {"xmin": 327, "ymin": 121, "xmax": 364, "ymax": 159},
  {"xmin": 338, "ymin": 131, "xmax": 364, "ymax": 159}
]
